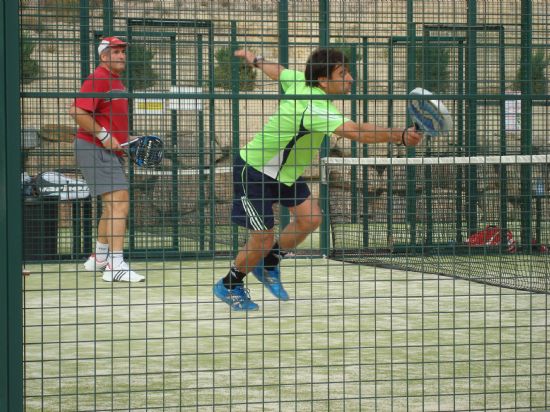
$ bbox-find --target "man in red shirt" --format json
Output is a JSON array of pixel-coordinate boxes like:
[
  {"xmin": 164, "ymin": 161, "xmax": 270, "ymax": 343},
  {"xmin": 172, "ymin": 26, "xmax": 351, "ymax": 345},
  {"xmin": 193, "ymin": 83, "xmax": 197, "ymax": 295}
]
[{"xmin": 69, "ymin": 36, "xmax": 143, "ymax": 282}]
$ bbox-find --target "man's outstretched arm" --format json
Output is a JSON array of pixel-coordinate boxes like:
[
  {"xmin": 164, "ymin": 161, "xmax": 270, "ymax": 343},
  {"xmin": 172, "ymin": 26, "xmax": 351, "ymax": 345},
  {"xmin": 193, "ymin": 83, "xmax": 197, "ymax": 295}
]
[
  {"xmin": 234, "ymin": 49, "xmax": 285, "ymax": 81},
  {"xmin": 334, "ymin": 120, "xmax": 423, "ymax": 146}
]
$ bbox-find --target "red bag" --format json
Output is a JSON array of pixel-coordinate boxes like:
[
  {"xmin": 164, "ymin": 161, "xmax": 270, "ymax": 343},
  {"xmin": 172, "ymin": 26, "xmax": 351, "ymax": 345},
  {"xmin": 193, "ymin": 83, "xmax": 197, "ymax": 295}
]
[
  {"xmin": 532, "ymin": 239, "xmax": 549, "ymax": 253},
  {"xmin": 466, "ymin": 225, "xmax": 517, "ymax": 253}
]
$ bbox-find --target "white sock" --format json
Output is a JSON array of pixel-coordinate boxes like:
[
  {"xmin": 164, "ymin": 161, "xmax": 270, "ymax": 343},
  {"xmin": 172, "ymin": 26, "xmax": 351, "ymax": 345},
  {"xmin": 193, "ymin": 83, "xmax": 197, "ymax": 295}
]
[
  {"xmin": 95, "ymin": 241, "xmax": 109, "ymax": 262},
  {"xmin": 110, "ymin": 252, "xmax": 124, "ymax": 269}
]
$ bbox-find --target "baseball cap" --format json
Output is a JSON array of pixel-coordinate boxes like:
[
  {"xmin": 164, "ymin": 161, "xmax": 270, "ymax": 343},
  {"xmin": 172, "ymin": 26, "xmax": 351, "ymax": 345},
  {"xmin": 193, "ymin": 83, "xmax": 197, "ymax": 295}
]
[{"xmin": 97, "ymin": 36, "xmax": 127, "ymax": 55}]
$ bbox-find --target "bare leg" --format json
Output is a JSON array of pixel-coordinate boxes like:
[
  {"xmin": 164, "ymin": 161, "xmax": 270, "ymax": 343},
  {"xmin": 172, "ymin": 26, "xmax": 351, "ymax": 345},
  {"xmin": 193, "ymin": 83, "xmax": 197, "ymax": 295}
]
[
  {"xmin": 232, "ymin": 197, "xmax": 321, "ymax": 275},
  {"xmin": 97, "ymin": 189, "xmax": 129, "ymax": 252},
  {"xmin": 278, "ymin": 196, "xmax": 322, "ymax": 250},
  {"xmin": 233, "ymin": 229, "xmax": 275, "ymax": 274}
]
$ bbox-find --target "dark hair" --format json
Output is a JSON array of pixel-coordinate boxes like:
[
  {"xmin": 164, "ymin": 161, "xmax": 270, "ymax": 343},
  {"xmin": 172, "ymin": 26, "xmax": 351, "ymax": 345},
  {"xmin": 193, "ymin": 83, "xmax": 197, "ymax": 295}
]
[{"xmin": 305, "ymin": 48, "xmax": 348, "ymax": 88}]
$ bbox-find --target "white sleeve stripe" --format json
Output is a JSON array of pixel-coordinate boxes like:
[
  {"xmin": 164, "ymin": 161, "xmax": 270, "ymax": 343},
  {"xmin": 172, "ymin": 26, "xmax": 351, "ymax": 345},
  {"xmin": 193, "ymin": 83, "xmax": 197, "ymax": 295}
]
[{"xmin": 306, "ymin": 104, "xmax": 346, "ymax": 123}]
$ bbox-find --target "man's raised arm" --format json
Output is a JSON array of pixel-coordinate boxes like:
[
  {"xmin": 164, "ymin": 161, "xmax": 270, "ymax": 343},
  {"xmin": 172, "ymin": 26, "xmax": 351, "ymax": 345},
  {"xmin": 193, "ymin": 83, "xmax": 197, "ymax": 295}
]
[{"xmin": 234, "ymin": 49, "xmax": 285, "ymax": 81}]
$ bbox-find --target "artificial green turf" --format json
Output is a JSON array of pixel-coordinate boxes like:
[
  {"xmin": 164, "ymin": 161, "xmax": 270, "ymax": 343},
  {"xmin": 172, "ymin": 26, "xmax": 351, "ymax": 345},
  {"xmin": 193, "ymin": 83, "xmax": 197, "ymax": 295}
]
[{"xmin": 23, "ymin": 259, "xmax": 549, "ymax": 411}]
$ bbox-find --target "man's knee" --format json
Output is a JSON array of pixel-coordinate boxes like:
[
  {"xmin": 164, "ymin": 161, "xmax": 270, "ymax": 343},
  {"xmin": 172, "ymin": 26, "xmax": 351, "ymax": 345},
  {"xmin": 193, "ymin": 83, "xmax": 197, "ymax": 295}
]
[
  {"xmin": 102, "ymin": 190, "xmax": 129, "ymax": 217},
  {"xmin": 112, "ymin": 199, "xmax": 129, "ymax": 216},
  {"xmin": 296, "ymin": 213, "xmax": 322, "ymax": 232},
  {"xmin": 248, "ymin": 231, "xmax": 275, "ymax": 252}
]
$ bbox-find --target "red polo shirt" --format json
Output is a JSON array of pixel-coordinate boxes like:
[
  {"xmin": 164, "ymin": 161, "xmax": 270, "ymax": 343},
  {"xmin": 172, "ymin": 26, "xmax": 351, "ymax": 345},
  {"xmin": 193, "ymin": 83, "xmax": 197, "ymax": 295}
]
[{"xmin": 74, "ymin": 65, "xmax": 129, "ymax": 152}]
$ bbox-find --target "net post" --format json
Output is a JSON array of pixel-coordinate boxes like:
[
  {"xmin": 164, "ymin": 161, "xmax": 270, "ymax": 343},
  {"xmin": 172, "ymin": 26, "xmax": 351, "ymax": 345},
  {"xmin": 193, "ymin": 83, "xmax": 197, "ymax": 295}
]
[{"xmin": 466, "ymin": 0, "xmax": 479, "ymax": 235}]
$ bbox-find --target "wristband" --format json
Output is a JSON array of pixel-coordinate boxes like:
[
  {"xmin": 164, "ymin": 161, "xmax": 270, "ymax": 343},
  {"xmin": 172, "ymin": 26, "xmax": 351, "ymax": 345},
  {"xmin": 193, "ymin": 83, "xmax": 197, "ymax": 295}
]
[
  {"xmin": 400, "ymin": 129, "xmax": 407, "ymax": 146},
  {"xmin": 96, "ymin": 127, "xmax": 111, "ymax": 142},
  {"xmin": 253, "ymin": 55, "xmax": 265, "ymax": 68}
]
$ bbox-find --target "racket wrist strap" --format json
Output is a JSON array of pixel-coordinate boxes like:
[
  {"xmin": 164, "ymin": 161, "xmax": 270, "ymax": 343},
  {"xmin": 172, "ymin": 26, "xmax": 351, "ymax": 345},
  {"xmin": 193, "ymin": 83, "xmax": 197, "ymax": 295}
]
[
  {"xmin": 400, "ymin": 129, "xmax": 407, "ymax": 146},
  {"xmin": 96, "ymin": 127, "xmax": 111, "ymax": 142},
  {"xmin": 253, "ymin": 55, "xmax": 265, "ymax": 68}
]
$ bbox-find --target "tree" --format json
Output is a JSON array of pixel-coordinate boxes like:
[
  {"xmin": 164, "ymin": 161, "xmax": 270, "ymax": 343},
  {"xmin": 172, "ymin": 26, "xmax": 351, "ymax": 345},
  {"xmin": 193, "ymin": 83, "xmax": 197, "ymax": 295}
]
[
  {"xmin": 214, "ymin": 47, "xmax": 256, "ymax": 91},
  {"xmin": 126, "ymin": 43, "xmax": 159, "ymax": 90},
  {"xmin": 332, "ymin": 38, "xmax": 362, "ymax": 64},
  {"xmin": 415, "ymin": 43, "xmax": 451, "ymax": 93},
  {"xmin": 21, "ymin": 34, "xmax": 41, "ymax": 85},
  {"xmin": 512, "ymin": 50, "xmax": 549, "ymax": 95}
]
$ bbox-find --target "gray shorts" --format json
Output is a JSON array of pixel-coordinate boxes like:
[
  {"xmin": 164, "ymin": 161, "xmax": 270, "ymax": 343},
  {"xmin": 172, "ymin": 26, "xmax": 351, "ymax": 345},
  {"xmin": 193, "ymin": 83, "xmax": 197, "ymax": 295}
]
[{"xmin": 75, "ymin": 138, "xmax": 129, "ymax": 197}]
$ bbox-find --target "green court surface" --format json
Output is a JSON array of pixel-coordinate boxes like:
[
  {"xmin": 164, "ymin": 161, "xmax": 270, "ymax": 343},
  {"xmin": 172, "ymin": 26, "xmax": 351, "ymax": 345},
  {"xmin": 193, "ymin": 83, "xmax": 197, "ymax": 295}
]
[{"xmin": 23, "ymin": 258, "xmax": 549, "ymax": 411}]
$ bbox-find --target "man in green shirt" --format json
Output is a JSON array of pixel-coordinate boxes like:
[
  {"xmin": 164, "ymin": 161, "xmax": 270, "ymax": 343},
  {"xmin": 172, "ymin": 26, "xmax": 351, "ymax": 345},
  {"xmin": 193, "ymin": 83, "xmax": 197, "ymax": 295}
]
[{"xmin": 214, "ymin": 48, "xmax": 423, "ymax": 311}]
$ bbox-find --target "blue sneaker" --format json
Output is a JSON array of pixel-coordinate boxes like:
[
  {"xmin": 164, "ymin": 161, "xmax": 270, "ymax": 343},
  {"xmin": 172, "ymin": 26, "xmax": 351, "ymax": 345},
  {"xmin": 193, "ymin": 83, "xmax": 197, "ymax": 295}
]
[
  {"xmin": 213, "ymin": 279, "xmax": 259, "ymax": 311},
  {"xmin": 252, "ymin": 263, "xmax": 289, "ymax": 301}
]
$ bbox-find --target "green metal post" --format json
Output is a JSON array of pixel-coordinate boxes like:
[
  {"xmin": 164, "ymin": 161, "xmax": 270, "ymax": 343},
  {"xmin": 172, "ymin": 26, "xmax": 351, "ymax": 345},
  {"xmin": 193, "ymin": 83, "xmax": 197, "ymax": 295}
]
[
  {"xmin": 498, "ymin": 27, "xmax": 507, "ymax": 157},
  {"xmin": 319, "ymin": 0, "xmax": 330, "ymax": 47},
  {"xmin": 1, "ymin": 1, "xmax": 23, "ymax": 410},
  {"xmin": 466, "ymin": 0, "xmax": 478, "ymax": 234},
  {"xmin": 421, "ymin": 35, "xmax": 433, "ymax": 248},
  {"xmin": 456, "ymin": 43, "xmax": 465, "ymax": 243},
  {"xmin": 102, "ymin": 0, "xmax": 113, "ymax": 36},
  {"xmin": 386, "ymin": 39, "xmax": 395, "ymax": 249},
  {"xmin": 520, "ymin": 0, "xmax": 533, "ymax": 249},
  {"xmin": 278, "ymin": 0, "xmax": 291, "ymax": 231},
  {"xmin": 406, "ymin": 0, "xmax": 418, "ymax": 247},
  {"xmin": 207, "ymin": 26, "xmax": 216, "ymax": 252},
  {"xmin": 535, "ymin": 179, "xmax": 542, "ymax": 247},
  {"xmin": 350, "ymin": 47, "xmax": 358, "ymax": 224},
  {"xmin": 230, "ymin": 22, "xmax": 240, "ymax": 253},
  {"xmin": 127, "ymin": 27, "xmax": 136, "ymax": 252},
  {"xmin": 319, "ymin": 0, "xmax": 331, "ymax": 256},
  {"xmin": 79, "ymin": 0, "xmax": 92, "ymax": 255},
  {"xmin": 278, "ymin": 0, "xmax": 289, "ymax": 74},
  {"xmin": 197, "ymin": 35, "xmax": 206, "ymax": 251},
  {"xmin": 170, "ymin": 37, "xmax": 180, "ymax": 249},
  {"xmin": 362, "ymin": 38, "xmax": 369, "ymax": 249},
  {"xmin": 80, "ymin": 0, "xmax": 90, "ymax": 79},
  {"xmin": 498, "ymin": 27, "xmax": 509, "ymax": 247}
]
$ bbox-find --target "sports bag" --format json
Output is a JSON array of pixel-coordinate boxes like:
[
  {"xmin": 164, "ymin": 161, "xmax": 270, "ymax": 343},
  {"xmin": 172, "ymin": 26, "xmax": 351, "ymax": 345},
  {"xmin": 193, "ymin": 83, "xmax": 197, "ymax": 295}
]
[
  {"xmin": 34, "ymin": 171, "xmax": 90, "ymax": 200},
  {"xmin": 466, "ymin": 225, "xmax": 517, "ymax": 253}
]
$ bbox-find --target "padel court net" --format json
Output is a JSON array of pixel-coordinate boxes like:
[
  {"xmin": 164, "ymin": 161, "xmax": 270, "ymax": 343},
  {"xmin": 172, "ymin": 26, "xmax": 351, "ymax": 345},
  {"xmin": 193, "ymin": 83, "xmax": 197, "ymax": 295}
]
[{"xmin": 323, "ymin": 155, "xmax": 550, "ymax": 294}]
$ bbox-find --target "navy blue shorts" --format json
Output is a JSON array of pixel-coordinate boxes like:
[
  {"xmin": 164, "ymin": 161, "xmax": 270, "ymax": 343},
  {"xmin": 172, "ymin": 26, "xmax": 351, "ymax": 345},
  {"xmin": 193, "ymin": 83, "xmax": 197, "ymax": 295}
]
[{"xmin": 231, "ymin": 155, "xmax": 311, "ymax": 230}]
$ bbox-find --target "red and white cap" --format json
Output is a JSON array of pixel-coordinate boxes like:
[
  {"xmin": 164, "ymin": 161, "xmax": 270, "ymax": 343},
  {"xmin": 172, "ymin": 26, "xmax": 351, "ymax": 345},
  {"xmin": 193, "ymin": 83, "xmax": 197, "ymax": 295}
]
[{"xmin": 98, "ymin": 36, "xmax": 127, "ymax": 55}]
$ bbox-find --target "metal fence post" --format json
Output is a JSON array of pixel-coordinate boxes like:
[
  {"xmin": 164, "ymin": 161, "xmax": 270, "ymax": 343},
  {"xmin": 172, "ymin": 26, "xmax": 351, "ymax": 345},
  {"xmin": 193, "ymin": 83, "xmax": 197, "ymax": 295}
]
[
  {"xmin": 319, "ymin": 0, "xmax": 331, "ymax": 256},
  {"xmin": 520, "ymin": 0, "xmax": 533, "ymax": 249},
  {"xmin": 1, "ymin": 1, "xmax": 23, "ymax": 411}
]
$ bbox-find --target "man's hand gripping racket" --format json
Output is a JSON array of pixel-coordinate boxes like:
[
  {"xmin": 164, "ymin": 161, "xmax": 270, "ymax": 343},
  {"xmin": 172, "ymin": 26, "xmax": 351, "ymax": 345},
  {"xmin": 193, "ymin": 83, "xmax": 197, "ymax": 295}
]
[
  {"xmin": 121, "ymin": 135, "xmax": 164, "ymax": 168},
  {"xmin": 407, "ymin": 87, "xmax": 452, "ymax": 137}
]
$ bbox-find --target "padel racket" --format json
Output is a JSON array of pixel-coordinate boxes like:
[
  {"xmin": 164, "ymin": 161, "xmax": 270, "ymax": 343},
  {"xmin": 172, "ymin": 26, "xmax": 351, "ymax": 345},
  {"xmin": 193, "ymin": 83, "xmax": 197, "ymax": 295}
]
[
  {"xmin": 121, "ymin": 135, "xmax": 164, "ymax": 168},
  {"xmin": 407, "ymin": 87, "xmax": 452, "ymax": 136}
]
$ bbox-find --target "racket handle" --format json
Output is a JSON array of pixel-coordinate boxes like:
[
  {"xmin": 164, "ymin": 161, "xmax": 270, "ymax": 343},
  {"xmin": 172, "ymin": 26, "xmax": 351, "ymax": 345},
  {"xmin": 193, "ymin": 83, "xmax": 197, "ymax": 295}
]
[{"xmin": 120, "ymin": 137, "xmax": 140, "ymax": 148}]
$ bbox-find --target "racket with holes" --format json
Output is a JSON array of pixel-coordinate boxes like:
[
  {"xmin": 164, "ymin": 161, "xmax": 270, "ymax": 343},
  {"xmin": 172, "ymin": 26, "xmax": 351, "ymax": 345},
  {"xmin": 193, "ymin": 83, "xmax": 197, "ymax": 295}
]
[
  {"xmin": 407, "ymin": 87, "xmax": 452, "ymax": 136},
  {"xmin": 121, "ymin": 135, "xmax": 164, "ymax": 168}
]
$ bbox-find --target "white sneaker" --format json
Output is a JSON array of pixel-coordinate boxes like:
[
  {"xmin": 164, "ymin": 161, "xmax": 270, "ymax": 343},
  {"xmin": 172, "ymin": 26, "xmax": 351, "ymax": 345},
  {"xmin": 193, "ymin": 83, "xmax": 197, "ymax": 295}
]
[
  {"xmin": 83, "ymin": 254, "xmax": 108, "ymax": 272},
  {"xmin": 102, "ymin": 262, "xmax": 145, "ymax": 283}
]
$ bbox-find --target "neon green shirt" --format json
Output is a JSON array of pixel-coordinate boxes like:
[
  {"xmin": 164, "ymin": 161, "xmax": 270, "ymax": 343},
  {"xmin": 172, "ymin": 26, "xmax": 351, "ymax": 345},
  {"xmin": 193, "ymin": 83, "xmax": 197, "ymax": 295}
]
[{"xmin": 240, "ymin": 69, "xmax": 349, "ymax": 186}]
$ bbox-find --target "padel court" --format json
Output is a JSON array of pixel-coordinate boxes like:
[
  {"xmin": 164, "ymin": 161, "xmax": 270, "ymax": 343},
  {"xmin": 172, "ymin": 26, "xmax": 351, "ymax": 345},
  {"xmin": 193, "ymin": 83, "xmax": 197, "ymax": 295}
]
[{"xmin": 2, "ymin": 0, "xmax": 549, "ymax": 410}]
